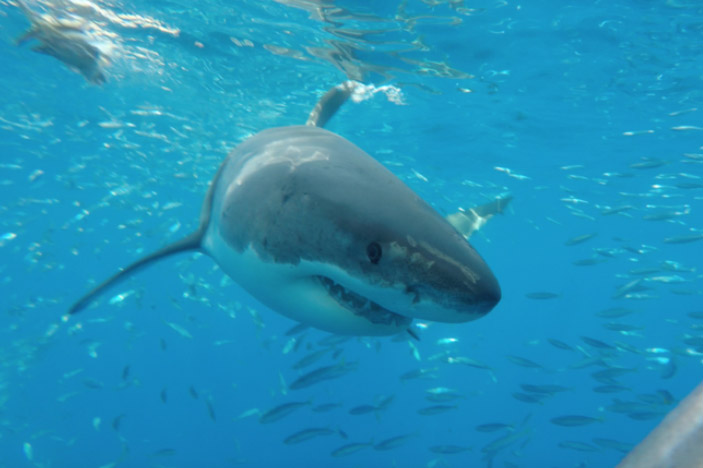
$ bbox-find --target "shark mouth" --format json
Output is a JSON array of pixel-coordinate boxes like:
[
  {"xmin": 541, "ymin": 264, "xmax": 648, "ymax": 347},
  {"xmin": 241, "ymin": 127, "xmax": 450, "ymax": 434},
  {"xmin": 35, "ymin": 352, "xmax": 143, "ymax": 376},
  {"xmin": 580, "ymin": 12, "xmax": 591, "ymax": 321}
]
[{"xmin": 317, "ymin": 276, "xmax": 411, "ymax": 328}]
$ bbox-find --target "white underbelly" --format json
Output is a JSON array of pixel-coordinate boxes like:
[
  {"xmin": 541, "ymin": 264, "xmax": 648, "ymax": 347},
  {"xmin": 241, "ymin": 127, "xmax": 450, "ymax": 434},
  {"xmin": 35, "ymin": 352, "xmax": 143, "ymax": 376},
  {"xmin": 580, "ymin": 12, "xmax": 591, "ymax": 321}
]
[{"xmin": 202, "ymin": 225, "xmax": 407, "ymax": 336}]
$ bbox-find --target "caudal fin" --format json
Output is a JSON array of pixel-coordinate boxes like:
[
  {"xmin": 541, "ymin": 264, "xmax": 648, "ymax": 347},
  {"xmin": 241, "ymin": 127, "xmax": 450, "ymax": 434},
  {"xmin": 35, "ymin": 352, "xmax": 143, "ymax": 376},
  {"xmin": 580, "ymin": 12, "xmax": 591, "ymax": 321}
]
[
  {"xmin": 446, "ymin": 195, "xmax": 513, "ymax": 239},
  {"xmin": 69, "ymin": 231, "xmax": 202, "ymax": 315},
  {"xmin": 305, "ymin": 81, "xmax": 358, "ymax": 128}
]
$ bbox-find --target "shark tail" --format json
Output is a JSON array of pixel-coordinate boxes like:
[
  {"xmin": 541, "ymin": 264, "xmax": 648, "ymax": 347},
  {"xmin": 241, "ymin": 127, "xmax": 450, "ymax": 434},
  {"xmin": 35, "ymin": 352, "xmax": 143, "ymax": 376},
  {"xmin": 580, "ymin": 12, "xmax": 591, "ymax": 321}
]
[
  {"xmin": 15, "ymin": 0, "xmax": 37, "ymax": 46},
  {"xmin": 15, "ymin": 0, "xmax": 38, "ymax": 45},
  {"xmin": 472, "ymin": 195, "xmax": 513, "ymax": 218},
  {"xmin": 68, "ymin": 231, "xmax": 203, "ymax": 315},
  {"xmin": 15, "ymin": 29, "xmax": 36, "ymax": 46},
  {"xmin": 306, "ymin": 81, "xmax": 358, "ymax": 128}
]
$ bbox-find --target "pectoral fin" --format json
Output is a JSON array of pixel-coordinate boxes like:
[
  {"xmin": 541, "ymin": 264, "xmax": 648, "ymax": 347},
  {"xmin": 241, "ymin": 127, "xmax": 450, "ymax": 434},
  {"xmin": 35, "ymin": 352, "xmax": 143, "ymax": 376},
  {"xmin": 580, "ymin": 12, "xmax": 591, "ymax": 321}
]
[{"xmin": 68, "ymin": 232, "xmax": 204, "ymax": 315}]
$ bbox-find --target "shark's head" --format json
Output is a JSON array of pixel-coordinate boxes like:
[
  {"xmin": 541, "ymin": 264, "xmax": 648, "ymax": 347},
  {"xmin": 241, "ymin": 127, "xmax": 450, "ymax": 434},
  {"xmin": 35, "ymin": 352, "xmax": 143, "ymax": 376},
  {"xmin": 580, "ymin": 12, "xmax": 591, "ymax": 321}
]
[
  {"xmin": 329, "ymin": 211, "xmax": 502, "ymax": 324},
  {"xmin": 208, "ymin": 126, "xmax": 501, "ymax": 335}
]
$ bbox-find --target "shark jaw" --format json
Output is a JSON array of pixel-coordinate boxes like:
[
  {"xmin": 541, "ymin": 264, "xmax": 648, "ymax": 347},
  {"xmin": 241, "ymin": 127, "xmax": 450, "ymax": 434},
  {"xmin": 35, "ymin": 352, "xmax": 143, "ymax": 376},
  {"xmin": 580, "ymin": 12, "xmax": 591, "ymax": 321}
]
[
  {"xmin": 203, "ymin": 231, "xmax": 412, "ymax": 336},
  {"xmin": 205, "ymin": 208, "xmax": 500, "ymax": 336},
  {"xmin": 315, "ymin": 275, "xmax": 411, "ymax": 328}
]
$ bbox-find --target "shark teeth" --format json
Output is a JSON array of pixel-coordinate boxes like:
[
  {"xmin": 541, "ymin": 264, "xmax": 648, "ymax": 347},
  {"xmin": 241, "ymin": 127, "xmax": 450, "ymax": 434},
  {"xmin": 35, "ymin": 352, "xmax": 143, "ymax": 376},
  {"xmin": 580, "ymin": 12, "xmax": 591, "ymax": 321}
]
[{"xmin": 316, "ymin": 276, "xmax": 410, "ymax": 327}]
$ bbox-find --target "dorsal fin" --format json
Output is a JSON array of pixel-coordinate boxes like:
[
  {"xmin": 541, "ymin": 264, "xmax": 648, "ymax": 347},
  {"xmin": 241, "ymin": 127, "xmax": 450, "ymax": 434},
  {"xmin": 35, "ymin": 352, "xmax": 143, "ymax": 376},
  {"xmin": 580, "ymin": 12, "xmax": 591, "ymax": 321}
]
[
  {"xmin": 447, "ymin": 195, "xmax": 513, "ymax": 239},
  {"xmin": 306, "ymin": 81, "xmax": 358, "ymax": 128},
  {"xmin": 68, "ymin": 159, "xmax": 227, "ymax": 315}
]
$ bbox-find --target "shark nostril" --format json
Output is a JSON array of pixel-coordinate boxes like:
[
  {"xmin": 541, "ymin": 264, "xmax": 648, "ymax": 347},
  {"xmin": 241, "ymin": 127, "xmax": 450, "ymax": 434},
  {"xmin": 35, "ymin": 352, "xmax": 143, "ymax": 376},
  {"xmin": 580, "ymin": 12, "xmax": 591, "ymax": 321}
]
[
  {"xmin": 366, "ymin": 242, "xmax": 382, "ymax": 264},
  {"xmin": 405, "ymin": 285, "xmax": 421, "ymax": 304}
]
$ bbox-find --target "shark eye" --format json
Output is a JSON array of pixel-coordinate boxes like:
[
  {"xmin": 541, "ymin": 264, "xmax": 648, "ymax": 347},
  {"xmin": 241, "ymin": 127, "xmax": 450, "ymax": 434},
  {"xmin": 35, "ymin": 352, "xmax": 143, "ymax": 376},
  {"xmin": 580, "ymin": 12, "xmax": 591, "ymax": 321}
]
[{"xmin": 366, "ymin": 242, "xmax": 382, "ymax": 264}]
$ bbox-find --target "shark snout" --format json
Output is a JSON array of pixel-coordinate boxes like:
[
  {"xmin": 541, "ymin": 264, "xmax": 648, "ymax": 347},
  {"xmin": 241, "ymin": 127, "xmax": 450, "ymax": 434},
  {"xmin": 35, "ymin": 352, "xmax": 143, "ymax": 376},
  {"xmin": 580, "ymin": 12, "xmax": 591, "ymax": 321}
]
[
  {"xmin": 472, "ymin": 270, "xmax": 501, "ymax": 315},
  {"xmin": 454, "ymin": 251, "xmax": 502, "ymax": 319},
  {"xmin": 400, "ymin": 261, "xmax": 501, "ymax": 323}
]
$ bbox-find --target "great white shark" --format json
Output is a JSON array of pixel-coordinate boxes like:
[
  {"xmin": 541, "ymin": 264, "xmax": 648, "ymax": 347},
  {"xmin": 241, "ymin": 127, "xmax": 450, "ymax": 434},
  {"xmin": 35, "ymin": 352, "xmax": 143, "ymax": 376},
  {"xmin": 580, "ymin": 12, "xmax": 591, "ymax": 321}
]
[
  {"xmin": 616, "ymin": 380, "xmax": 703, "ymax": 468},
  {"xmin": 15, "ymin": 0, "xmax": 108, "ymax": 85},
  {"xmin": 69, "ymin": 82, "xmax": 508, "ymax": 336}
]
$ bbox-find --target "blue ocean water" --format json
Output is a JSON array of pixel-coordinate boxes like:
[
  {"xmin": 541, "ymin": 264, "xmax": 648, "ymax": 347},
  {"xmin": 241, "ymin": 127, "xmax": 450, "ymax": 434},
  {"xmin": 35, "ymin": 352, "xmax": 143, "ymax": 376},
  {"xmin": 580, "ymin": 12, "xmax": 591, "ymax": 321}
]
[{"xmin": 1, "ymin": 0, "xmax": 702, "ymax": 466}]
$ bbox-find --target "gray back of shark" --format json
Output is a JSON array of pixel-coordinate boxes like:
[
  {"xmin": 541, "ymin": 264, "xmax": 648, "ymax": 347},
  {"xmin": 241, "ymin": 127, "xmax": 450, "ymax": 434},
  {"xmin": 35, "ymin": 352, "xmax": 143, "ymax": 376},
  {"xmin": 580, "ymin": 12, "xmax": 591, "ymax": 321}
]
[
  {"xmin": 616, "ymin": 380, "xmax": 703, "ymax": 468},
  {"xmin": 69, "ymin": 82, "xmax": 502, "ymax": 336}
]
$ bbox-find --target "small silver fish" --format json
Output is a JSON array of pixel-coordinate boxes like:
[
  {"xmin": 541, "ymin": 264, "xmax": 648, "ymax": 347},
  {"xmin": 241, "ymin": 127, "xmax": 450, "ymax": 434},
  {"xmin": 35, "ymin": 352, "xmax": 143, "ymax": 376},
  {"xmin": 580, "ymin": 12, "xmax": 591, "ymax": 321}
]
[
  {"xmin": 259, "ymin": 401, "xmax": 310, "ymax": 424},
  {"xmin": 284, "ymin": 428, "xmax": 337, "ymax": 445},
  {"xmin": 550, "ymin": 415, "xmax": 604, "ymax": 426}
]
